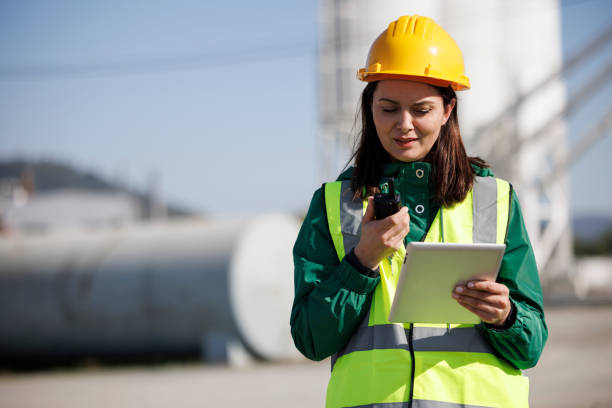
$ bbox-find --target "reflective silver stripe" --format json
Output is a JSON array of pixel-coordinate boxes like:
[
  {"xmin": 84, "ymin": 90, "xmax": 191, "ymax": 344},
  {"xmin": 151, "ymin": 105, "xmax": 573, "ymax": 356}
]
[
  {"xmin": 413, "ymin": 401, "xmax": 492, "ymax": 408},
  {"xmin": 332, "ymin": 324, "xmax": 496, "ymax": 368},
  {"xmin": 350, "ymin": 400, "xmax": 492, "ymax": 408},
  {"xmin": 331, "ymin": 308, "xmax": 370, "ymax": 370},
  {"xmin": 472, "ymin": 177, "xmax": 498, "ymax": 244},
  {"xmin": 338, "ymin": 324, "xmax": 409, "ymax": 355},
  {"xmin": 412, "ymin": 326, "xmax": 496, "ymax": 353},
  {"xmin": 339, "ymin": 180, "xmax": 363, "ymax": 255}
]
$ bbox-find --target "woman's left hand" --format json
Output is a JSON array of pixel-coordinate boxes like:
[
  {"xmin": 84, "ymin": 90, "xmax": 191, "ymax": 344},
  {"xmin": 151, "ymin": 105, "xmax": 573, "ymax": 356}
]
[{"xmin": 452, "ymin": 280, "xmax": 512, "ymax": 327}]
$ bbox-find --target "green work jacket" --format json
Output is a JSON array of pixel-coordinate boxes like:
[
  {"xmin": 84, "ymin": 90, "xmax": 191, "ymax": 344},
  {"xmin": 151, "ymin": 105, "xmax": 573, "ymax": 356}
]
[{"xmin": 290, "ymin": 162, "xmax": 547, "ymax": 370}]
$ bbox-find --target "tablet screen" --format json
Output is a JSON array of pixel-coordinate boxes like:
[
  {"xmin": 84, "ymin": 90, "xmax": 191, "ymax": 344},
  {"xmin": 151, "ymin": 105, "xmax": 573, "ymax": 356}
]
[{"xmin": 388, "ymin": 242, "xmax": 505, "ymax": 324}]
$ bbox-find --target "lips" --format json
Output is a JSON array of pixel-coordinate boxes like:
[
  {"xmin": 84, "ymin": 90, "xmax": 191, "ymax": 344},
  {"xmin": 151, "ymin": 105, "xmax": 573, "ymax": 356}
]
[{"xmin": 393, "ymin": 137, "xmax": 417, "ymax": 148}]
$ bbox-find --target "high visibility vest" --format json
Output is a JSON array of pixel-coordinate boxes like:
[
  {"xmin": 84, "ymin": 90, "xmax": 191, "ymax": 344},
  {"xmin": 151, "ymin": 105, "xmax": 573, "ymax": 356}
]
[{"xmin": 323, "ymin": 176, "xmax": 529, "ymax": 408}]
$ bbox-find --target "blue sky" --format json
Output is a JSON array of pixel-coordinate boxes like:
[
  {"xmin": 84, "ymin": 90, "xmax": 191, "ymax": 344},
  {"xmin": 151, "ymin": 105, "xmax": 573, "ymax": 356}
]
[{"xmin": 0, "ymin": 0, "xmax": 610, "ymax": 217}]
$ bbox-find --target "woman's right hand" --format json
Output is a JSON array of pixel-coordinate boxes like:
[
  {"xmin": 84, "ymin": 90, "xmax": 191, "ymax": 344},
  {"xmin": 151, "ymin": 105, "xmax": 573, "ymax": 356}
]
[{"xmin": 353, "ymin": 196, "xmax": 411, "ymax": 269}]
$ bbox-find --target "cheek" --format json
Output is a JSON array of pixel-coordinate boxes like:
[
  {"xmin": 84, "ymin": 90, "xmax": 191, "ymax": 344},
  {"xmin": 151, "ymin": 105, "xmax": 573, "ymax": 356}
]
[
  {"xmin": 372, "ymin": 111, "xmax": 393, "ymax": 135},
  {"xmin": 415, "ymin": 116, "xmax": 444, "ymax": 138}
]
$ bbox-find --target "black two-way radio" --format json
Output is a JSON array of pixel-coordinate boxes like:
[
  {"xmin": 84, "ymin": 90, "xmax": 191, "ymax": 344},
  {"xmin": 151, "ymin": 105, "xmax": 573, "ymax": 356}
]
[{"xmin": 373, "ymin": 178, "xmax": 401, "ymax": 220}]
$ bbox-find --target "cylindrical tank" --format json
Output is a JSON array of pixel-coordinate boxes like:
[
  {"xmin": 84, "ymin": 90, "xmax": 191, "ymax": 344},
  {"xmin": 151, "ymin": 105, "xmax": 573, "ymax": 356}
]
[{"xmin": 0, "ymin": 215, "xmax": 301, "ymax": 362}]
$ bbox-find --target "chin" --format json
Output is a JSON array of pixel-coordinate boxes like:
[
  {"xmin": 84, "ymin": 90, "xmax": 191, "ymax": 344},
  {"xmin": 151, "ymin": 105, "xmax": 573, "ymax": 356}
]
[{"xmin": 391, "ymin": 153, "xmax": 423, "ymax": 163}]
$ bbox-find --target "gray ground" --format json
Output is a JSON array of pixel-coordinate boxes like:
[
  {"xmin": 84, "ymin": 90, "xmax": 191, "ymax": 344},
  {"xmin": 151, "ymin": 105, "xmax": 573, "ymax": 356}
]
[{"xmin": 0, "ymin": 304, "xmax": 610, "ymax": 408}]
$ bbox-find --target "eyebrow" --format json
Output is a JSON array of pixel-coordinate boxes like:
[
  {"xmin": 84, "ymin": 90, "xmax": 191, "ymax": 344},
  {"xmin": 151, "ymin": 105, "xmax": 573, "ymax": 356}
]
[{"xmin": 375, "ymin": 98, "xmax": 435, "ymax": 106}]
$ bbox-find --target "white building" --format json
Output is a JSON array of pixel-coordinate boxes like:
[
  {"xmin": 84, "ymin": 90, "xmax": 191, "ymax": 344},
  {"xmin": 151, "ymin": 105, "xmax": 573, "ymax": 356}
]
[{"xmin": 1, "ymin": 187, "xmax": 141, "ymax": 234}]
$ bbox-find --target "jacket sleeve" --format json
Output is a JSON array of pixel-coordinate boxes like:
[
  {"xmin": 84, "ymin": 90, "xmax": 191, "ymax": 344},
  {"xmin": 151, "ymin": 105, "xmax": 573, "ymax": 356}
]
[
  {"xmin": 290, "ymin": 187, "xmax": 380, "ymax": 361},
  {"xmin": 481, "ymin": 189, "xmax": 549, "ymax": 369}
]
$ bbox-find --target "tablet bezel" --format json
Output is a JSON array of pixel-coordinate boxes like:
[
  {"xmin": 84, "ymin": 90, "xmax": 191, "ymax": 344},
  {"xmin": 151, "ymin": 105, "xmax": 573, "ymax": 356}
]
[{"xmin": 388, "ymin": 242, "xmax": 506, "ymax": 324}]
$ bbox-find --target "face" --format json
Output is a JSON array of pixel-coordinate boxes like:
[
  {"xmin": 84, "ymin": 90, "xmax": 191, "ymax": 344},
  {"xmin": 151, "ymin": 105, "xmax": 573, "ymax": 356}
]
[{"xmin": 371, "ymin": 80, "xmax": 455, "ymax": 163}]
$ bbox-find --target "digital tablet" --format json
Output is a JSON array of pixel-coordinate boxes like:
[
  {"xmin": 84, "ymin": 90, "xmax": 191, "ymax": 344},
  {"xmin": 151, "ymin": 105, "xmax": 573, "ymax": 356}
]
[{"xmin": 388, "ymin": 242, "xmax": 506, "ymax": 324}]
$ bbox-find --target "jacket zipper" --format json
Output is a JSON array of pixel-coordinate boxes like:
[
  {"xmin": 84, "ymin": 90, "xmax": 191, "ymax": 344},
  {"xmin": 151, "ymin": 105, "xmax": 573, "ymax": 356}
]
[{"xmin": 408, "ymin": 323, "xmax": 415, "ymax": 407}]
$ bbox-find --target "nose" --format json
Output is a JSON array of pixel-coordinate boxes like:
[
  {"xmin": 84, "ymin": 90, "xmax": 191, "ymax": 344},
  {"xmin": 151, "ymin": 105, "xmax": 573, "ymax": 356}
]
[{"xmin": 397, "ymin": 110, "xmax": 413, "ymax": 134}]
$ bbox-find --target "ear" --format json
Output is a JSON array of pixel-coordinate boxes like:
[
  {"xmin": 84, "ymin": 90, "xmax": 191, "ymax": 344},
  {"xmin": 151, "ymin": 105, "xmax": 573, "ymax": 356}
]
[{"xmin": 442, "ymin": 98, "xmax": 456, "ymax": 125}]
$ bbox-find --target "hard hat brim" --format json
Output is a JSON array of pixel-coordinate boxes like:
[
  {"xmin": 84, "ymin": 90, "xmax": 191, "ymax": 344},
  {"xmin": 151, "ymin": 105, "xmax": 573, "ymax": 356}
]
[{"xmin": 357, "ymin": 72, "xmax": 470, "ymax": 91}]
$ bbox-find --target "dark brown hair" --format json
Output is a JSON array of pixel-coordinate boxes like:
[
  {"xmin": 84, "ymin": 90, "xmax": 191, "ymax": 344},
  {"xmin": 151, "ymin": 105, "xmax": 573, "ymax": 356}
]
[{"xmin": 349, "ymin": 81, "xmax": 488, "ymax": 207}]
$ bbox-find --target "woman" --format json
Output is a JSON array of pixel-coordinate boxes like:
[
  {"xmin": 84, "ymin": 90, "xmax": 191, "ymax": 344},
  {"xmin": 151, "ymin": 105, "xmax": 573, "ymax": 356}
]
[{"xmin": 291, "ymin": 15, "xmax": 547, "ymax": 408}]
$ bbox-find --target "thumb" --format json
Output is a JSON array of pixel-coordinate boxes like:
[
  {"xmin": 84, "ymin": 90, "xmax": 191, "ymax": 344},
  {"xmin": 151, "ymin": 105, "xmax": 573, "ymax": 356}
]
[{"xmin": 362, "ymin": 196, "xmax": 375, "ymax": 224}]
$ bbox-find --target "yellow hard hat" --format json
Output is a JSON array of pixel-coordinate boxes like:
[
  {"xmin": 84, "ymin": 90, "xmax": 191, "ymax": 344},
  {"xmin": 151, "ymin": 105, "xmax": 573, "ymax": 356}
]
[{"xmin": 357, "ymin": 15, "xmax": 470, "ymax": 90}]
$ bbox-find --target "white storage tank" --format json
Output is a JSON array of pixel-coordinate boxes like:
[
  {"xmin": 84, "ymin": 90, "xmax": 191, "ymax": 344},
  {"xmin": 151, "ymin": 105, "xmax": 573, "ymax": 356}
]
[{"xmin": 0, "ymin": 215, "xmax": 301, "ymax": 363}]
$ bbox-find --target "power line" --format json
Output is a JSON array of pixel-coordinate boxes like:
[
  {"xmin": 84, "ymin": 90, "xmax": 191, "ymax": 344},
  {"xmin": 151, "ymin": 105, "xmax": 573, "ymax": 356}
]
[
  {"xmin": 0, "ymin": 0, "xmax": 607, "ymax": 82},
  {"xmin": 0, "ymin": 42, "xmax": 315, "ymax": 81}
]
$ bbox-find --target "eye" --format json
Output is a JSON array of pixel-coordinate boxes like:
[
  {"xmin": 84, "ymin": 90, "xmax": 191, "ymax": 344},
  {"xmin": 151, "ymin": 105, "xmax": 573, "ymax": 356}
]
[
  {"xmin": 380, "ymin": 106, "xmax": 397, "ymax": 113},
  {"xmin": 412, "ymin": 108, "xmax": 431, "ymax": 116}
]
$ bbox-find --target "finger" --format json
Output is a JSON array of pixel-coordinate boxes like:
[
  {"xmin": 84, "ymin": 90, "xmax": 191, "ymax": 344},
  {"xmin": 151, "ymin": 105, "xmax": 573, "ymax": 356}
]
[
  {"xmin": 388, "ymin": 228, "xmax": 410, "ymax": 249},
  {"xmin": 466, "ymin": 280, "xmax": 509, "ymax": 295},
  {"xmin": 455, "ymin": 299, "xmax": 498, "ymax": 322},
  {"xmin": 385, "ymin": 236, "xmax": 406, "ymax": 252},
  {"xmin": 452, "ymin": 291, "xmax": 509, "ymax": 323},
  {"xmin": 454, "ymin": 287, "xmax": 508, "ymax": 310},
  {"xmin": 362, "ymin": 196, "xmax": 375, "ymax": 224},
  {"xmin": 452, "ymin": 292, "xmax": 500, "ymax": 319},
  {"xmin": 383, "ymin": 224, "xmax": 411, "ymax": 250},
  {"xmin": 383, "ymin": 207, "xmax": 410, "ymax": 235},
  {"xmin": 388, "ymin": 206, "xmax": 410, "ymax": 224},
  {"xmin": 453, "ymin": 290, "xmax": 500, "ymax": 313}
]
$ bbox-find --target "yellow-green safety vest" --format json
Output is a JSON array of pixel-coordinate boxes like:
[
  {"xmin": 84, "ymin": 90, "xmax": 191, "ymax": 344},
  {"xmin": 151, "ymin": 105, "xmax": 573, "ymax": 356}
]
[{"xmin": 323, "ymin": 176, "xmax": 529, "ymax": 408}]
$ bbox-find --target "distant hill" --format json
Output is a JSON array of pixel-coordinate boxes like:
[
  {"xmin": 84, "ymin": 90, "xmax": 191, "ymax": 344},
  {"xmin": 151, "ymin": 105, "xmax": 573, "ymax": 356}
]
[
  {"xmin": 0, "ymin": 159, "xmax": 193, "ymax": 217},
  {"xmin": 0, "ymin": 160, "xmax": 118, "ymax": 192},
  {"xmin": 572, "ymin": 214, "xmax": 612, "ymax": 242}
]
